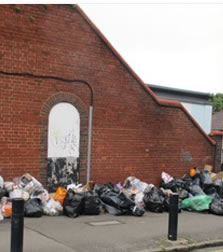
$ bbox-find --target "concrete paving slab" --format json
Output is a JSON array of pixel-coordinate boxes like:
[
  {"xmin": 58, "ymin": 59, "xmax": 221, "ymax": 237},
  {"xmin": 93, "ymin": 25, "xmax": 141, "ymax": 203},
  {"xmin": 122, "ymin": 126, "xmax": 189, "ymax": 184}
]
[{"xmin": 0, "ymin": 220, "xmax": 77, "ymax": 252}]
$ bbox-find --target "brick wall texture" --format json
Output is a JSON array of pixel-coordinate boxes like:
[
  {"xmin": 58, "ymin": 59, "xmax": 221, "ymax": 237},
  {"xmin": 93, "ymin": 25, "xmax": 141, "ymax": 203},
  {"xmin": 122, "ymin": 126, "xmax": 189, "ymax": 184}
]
[
  {"xmin": 0, "ymin": 4, "xmax": 215, "ymax": 186},
  {"xmin": 211, "ymin": 135, "xmax": 222, "ymax": 173}
]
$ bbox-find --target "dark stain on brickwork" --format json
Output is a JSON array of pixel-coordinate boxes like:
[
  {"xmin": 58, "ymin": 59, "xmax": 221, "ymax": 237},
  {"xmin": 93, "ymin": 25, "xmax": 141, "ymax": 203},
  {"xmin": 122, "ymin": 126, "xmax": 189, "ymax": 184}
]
[
  {"xmin": 47, "ymin": 157, "xmax": 79, "ymax": 192},
  {"xmin": 181, "ymin": 150, "xmax": 193, "ymax": 162}
]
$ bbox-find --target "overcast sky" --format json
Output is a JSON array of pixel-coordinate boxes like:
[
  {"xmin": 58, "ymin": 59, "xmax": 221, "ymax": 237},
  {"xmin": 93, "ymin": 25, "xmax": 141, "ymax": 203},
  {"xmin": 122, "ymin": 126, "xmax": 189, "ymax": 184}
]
[{"xmin": 80, "ymin": 3, "xmax": 223, "ymax": 94}]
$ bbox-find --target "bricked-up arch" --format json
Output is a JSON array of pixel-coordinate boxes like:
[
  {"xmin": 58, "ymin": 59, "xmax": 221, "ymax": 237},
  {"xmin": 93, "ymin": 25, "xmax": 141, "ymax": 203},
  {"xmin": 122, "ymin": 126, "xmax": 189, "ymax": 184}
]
[
  {"xmin": 48, "ymin": 103, "xmax": 80, "ymax": 158},
  {"xmin": 40, "ymin": 92, "xmax": 88, "ymax": 187}
]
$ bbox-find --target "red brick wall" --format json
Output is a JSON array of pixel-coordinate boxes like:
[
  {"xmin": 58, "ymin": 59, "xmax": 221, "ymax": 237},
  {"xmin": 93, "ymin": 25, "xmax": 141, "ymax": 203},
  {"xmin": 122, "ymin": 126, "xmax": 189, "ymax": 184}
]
[
  {"xmin": 211, "ymin": 134, "xmax": 222, "ymax": 173},
  {"xmin": 0, "ymin": 5, "xmax": 215, "ymax": 186}
]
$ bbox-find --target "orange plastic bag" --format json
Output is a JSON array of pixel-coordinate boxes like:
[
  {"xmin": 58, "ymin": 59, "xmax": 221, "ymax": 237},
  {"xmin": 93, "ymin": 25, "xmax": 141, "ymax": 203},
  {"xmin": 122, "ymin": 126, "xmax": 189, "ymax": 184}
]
[
  {"xmin": 53, "ymin": 187, "xmax": 67, "ymax": 205},
  {"xmin": 2, "ymin": 204, "xmax": 12, "ymax": 218},
  {"xmin": 189, "ymin": 168, "xmax": 197, "ymax": 177}
]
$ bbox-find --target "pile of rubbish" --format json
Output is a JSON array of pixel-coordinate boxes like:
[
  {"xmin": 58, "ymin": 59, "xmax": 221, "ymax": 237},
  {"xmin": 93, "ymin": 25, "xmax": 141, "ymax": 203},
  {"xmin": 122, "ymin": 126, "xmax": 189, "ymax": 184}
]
[
  {"xmin": 1, "ymin": 165, "xmax": 223, "ymax": 220},
  {"xmin": 0, "ymin": 174, "xmax": 146, "ymax": 220},
  {"xmin": 145, "ymin": 165, "xmax": 223, "ymax": 215}
]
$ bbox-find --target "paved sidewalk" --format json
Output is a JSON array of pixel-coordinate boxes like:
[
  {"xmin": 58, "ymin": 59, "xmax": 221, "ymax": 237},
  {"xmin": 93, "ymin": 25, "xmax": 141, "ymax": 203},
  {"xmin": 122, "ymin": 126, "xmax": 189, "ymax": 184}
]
[{"xmin": 1, "ymin": 211, "xmax": 223, "ymax": 252}]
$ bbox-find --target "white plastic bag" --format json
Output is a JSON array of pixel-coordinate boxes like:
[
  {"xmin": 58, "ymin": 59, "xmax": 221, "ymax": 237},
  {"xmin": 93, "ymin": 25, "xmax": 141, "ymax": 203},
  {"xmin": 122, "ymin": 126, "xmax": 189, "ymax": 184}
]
[
  {"xmin": 20, "ymin": 173, "xmax": 43, "ymax": 191},
  {"xmin": 43, "ymin": 199, "xmax": 63, "ymax": 216},
  {"xmin": 24, "ymin": 181, "xmax": 36, "ymax": 193},
  {"xmin": 0, "ymin": 176, "xmax": 4, "ymax": 188},
  {"xmin": 67, "ymin": 183, "xmax": 84, "ymax": 193},
  {"xmin": 0, "ymin": 209, "xmax": 4, "ymax": 221},
  {"xmin": 161, "ymin": 172, "xmax": 174, "ymax": 184},
  {"xmin": 134, "ymin": 192, "xmax": 145, "ymax": 206},
  {"xmin": 23, "ymin": 191, "xmax": 30, "ymax": 201},
  {"xmin": 1, "ymin": 197, "xmax": 12, "ymax": 218},
  {"xmin": 4, "ymin": 182, "xmax": 15, "ymax": 192},
  {"xmin": 9, "ymin": 187, "xmax": 29, "ymax": 201},
  {"xmin": 9, "ymin": 189, "xmax": 24, "ymax": 199},
  {"xmin": 124, "ymin": 176, "xmax": 150, "ymax": 194}
]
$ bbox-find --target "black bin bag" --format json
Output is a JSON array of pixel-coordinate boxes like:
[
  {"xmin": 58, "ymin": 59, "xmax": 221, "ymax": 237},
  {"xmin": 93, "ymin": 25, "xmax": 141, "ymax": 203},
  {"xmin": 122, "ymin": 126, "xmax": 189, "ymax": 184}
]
[
  {"xmin": 99, "ymin": 186, "xmax": 144, "ymax": 216},
  {"xmin": 213, "ymin": 179, "xmax": 223, "ymax": 198},
  {"xmin": 118, "ymin": 191, "xmax": 145, "ymax": 216},
  {"xmin": 97, "ymin": 186, "xmax": 123, "ymax": 215},
  {"xmin": 0, "ymin": 188, "xmax": 8, "ymax": 200},
  {"xmin": 189, "ymin": 184, "xmax": 205, "ymax": 196},
  {"xmin": 179, "ymin": 189, "xmax": 189, "ymax": 200},
  {"xmin": 24, "ymin": 198, "xmax": 43, "ymax": 217},
  {"xmin": 161, "ymin": 180, "xmax": 178, "ymax": 192},
  {"xmin": 175, "ymin": 178, "xmax": 186, "ymax": 189},
  {"xmin": 101, "ymin": 201, "xmax": 123, "ymax": 216},
  {"xmin": 118, "ymin": 192, "xmax": 135, "ymax": 210},
  {"xmin": 63, "ymin": 190, "xmax": 84, "ymax": 218},
  {"xmin": 131, "ymin": 205, "xmax": 145, "ymax": 217},
  {"xmin": 210, "ymin": 198, "xmax": 223, "ymax": 215},
  {"xmin": 83, "ymin": 192, "xmax": 100, "ymax": 215},
  {"xmin": 205, "ymin": 187, "xmax": 217, "ymax": 196},
  {"xmin": 100, "ymin": 190, "xmax": 122, "ymax": 210},
  {"xmin": 200, "ymin": 170, "xmax": 212, "ymax": 190},
  {"xmin": 144, "ymin": 186, "xmax": 164, "ymax": 213}
]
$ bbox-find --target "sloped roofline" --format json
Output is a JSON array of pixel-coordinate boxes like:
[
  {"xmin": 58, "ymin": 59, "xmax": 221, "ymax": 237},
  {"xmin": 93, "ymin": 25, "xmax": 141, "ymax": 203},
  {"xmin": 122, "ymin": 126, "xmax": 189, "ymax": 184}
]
[
  {"xmin": 76, "ymin": 5, "xmax": 215, "ymax": 145},
  {"xmin": 210, "ymin": 130, "xmax": 223, "ymax": 136},
  {"xmin": 148, "ymin": 83, "xmax": 212, "ymax": 99}
]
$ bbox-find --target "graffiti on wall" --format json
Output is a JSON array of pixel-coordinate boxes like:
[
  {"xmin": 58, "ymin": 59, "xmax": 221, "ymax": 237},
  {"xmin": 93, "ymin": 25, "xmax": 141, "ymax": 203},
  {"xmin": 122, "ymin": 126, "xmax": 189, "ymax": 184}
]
[
  {"xmin": 50, "ymin": 128, "xmax": 79, "ymax": 158},
  {"xmin": 47, "ymin": 157, "xmax": 79, "ymax": 192}
]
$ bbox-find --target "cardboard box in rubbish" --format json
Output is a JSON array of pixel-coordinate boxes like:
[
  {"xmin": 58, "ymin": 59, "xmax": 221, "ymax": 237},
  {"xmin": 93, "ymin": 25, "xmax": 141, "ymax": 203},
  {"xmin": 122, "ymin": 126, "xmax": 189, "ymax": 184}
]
[
  {"xmin": 204, "ymin": 165, "xmax": 213, "ymax": 173},
  {"xmin": 212, "ymin": 171, "xmax": 223, "ymax": 181},
  {"xmin": 210, "ymin": 173, "xmax": 217, "ymax": 180}
]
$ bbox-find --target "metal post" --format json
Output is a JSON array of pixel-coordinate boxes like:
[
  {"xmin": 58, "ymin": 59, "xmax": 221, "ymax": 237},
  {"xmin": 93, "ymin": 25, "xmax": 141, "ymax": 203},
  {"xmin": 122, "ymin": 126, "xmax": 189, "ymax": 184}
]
[
  {"xmin": 168, "ymin": 193, "xmax": 179, "ymax": 241},
  {"xmin": 87, "ymin": 106, "xmax": 93, "ymax": 183},
  {"xmin": 11, "ymin": 198, "xmax": 24, "ymax": 252}
]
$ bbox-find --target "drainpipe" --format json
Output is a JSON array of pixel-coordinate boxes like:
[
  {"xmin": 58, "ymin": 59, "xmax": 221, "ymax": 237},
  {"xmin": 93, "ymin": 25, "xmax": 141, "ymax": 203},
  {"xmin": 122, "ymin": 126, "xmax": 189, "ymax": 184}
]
[
  {"xmin": 221, "ymin": 135, "xmax": 223, "ymax": 169},
  {"xmin": 0, "ymin": 70, "xmax": 94, "ymax": 183},
  {"xmin": 87, "ymin": 105, "xmax": 93, "ymax": 183}
]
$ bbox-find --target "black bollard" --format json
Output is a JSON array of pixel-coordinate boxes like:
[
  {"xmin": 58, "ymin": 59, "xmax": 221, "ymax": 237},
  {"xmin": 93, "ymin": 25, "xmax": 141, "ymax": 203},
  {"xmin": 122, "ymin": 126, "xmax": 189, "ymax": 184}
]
[
  {"xmin": 11, "ymin": 198, "xmax": 24, "ymax": 252},
  {"xmin": 168, "ymin": 193, "xmax": 179, "ymax": 241}
]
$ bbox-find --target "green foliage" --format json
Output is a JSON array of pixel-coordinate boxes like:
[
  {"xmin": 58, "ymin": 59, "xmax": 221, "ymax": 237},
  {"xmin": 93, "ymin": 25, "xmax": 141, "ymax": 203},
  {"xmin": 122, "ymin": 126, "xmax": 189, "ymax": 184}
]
[
  {"xmin": 210, "ymin": 93, "xmax": 223, "ymax": 113},
  {"xmin": 14, "ymin": 6, "xmax": 21, "ymax": 13}
]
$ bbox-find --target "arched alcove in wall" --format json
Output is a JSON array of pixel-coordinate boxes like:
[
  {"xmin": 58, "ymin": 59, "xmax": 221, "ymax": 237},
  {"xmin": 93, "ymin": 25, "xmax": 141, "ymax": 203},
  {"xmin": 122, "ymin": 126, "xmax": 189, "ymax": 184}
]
[
  {"xmin": 40, "ymin": 92, "xmax": 88, "ymax": 191},
  {"xmin": 47, "ymin": 102, "xmax": 81, "ymax": 191}
]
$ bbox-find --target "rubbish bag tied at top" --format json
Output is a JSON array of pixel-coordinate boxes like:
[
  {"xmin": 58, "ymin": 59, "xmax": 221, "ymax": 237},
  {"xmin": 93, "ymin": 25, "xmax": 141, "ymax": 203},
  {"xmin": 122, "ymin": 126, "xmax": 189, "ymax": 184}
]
[
  {"xmin": 63, "ymin": 190, "xmax": 84, "ymax": 218},
  {"xmin": 53, "ymin": 186, "xmax": 67, "ymax": 205}
]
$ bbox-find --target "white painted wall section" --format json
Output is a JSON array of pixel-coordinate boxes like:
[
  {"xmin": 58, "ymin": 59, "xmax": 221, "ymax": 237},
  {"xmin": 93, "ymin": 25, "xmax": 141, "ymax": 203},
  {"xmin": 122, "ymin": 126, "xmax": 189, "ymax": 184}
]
[{"xmin": 48, "ymin": 103, "xmax": 80, "ymax": 158}]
